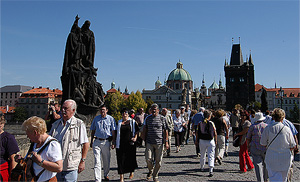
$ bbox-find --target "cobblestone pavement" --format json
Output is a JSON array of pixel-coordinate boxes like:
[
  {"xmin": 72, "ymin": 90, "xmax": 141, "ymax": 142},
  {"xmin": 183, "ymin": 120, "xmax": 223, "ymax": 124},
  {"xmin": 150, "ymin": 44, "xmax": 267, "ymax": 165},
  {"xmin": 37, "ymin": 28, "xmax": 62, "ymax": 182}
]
[{"xmin": 78, "ymin": 137, "xmax": 300, "ymax": 182}]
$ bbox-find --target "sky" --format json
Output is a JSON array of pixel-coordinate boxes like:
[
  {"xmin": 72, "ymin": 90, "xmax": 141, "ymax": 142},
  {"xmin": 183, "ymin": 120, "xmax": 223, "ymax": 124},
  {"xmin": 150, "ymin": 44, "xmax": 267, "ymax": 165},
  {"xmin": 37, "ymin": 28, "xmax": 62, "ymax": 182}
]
[{"xmin": 1, "ymin": 0, "xmax": 299, "ymax": 93}]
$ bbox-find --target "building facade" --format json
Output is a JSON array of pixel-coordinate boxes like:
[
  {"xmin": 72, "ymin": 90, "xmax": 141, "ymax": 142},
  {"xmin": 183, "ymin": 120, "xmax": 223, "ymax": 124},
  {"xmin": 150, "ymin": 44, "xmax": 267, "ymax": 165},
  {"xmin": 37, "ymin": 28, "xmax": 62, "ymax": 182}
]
[
  {"xmin": 0, "ymin": 85, "xmax": 32, "ymax": 107},
  {"xmin": 224, "ymin": 44, "xmax": 255, "ymax": 111},
  {"xmin": 255, "ymin": 84, "xmax": 300, "ymax": 117},
  {"xmin": 17, "ymin": 87, "xmax": 62, "ymax": 118}
]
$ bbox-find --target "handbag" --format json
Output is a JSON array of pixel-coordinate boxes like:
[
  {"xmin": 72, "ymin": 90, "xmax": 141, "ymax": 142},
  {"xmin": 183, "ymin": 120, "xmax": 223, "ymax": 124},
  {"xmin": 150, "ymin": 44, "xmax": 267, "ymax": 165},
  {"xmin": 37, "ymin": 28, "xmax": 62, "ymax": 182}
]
[
  {"xmin": 11, "ymin": 139, "xmax": 57, "ymax": 181},
  {"xmin": 233, "ymin": 135, "xmax": 241, "ymax": 147}
]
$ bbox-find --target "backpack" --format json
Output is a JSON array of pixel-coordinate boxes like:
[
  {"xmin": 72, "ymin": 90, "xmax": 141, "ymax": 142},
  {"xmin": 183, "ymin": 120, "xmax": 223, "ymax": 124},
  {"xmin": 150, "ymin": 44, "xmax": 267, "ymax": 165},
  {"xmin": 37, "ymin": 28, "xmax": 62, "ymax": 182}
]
[
  {"xmin": 11, "ymin": 138, "xmax": 57, "ymax": 182},
  {"xmin": 198, "ymin": 121, "xmax": 214, "ymax": 140}
]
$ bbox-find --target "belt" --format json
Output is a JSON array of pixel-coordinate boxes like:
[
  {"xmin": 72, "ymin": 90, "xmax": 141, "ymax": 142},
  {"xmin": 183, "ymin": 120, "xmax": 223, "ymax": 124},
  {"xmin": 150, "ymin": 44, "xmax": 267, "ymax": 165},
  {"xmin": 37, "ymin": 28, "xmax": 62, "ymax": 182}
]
[{"xmin": 95, "ymin": 137, "xmax": 108, "ymax": 141}]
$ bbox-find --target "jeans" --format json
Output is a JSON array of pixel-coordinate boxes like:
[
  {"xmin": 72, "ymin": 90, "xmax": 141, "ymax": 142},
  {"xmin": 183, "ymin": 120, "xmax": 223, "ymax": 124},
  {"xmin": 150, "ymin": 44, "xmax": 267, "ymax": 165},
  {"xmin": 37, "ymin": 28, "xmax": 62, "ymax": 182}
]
[
  {"xmin": 145, "ymin": 143, "xmax": 164, "ymax": 180},
  {"xmin": 56, "ymin": 170, "xmax": 78, "ymax": 182},
  {"xmin": 93, "ymin": 139, "xmax": 111, "ymax": 182},
  {"xmin": 250, "ymin": 147, "xmax": 268, "ymax": 182},
  {"xmin": 199, "ymin": 139, "xmax": 215, "ymax": 169}
]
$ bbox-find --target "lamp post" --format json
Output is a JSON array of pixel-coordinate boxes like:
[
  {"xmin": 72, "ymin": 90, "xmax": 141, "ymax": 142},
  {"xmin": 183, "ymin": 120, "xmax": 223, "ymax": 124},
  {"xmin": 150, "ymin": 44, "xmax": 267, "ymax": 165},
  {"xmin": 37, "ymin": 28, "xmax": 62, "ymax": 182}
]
[
  {"xmin": 279, "ymin": 87, "xmax": 283, "ymax": 109},
  {"xmin": 166, "ymin": 90, "xmax": 170, "ymax": 109}
]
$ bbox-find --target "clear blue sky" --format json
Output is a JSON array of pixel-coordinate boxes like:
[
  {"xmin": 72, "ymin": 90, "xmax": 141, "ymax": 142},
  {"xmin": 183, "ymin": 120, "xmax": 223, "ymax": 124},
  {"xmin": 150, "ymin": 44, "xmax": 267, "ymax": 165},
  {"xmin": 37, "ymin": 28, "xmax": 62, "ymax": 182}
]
[{"xmin": 1, "ymin": 0, "xmax": 299, "ymax": 93}]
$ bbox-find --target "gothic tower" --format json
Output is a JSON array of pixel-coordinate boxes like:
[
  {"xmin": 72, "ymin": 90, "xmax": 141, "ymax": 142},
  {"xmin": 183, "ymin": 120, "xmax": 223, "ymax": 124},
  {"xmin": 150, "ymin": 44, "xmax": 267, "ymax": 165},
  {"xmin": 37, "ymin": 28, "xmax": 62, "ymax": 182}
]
[{"xmin": 224, "ymin": 44, "xmax": 255, "ymax": 110}]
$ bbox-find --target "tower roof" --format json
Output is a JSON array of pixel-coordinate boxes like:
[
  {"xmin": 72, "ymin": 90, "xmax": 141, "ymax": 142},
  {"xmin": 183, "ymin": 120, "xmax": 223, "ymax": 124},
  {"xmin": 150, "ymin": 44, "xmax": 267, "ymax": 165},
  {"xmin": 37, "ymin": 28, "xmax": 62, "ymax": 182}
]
[
  {"xmin": 230, "ymin": 44, "xmax": 244, "ymax": 66},
  {"xmin": 167, "ymin": 61, "xmax": 192, "ymax": 81},
  {"xmin": 208, "ymin": 80, "xmax": 219, "ymax": 89}
]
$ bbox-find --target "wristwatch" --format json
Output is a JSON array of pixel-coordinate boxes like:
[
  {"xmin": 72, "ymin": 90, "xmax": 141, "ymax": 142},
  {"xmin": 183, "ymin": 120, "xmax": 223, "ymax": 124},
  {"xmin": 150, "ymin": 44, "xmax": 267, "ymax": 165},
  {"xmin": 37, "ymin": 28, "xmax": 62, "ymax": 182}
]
[
  {"xmin": 38, "ymin": 159, "xmax": 44, "ymax": 166},
  {"xmin": 81, "ymin": 158, "xmax": 86, "ymax": 162}
]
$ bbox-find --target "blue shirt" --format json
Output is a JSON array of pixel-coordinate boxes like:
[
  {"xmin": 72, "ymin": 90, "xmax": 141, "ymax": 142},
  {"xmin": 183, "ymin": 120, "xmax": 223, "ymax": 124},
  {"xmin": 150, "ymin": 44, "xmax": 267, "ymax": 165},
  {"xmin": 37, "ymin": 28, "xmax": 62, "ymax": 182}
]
[
  {"xmin": 90, "ymin": 114, "xmax": 116, "ymax": 139},
  {"xmin": 192, "ymin": 112, "xmax": 204, "ymax": 129},
  {"xmin": 283, "ymin": 119, "xmax": 298, "ymax": 136}
]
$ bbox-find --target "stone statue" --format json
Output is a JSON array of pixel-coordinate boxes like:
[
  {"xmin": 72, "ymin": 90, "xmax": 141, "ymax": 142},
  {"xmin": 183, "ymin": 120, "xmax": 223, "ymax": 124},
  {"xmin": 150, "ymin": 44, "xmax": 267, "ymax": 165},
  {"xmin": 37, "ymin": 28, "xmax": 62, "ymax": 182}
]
[
  {"xmin": 181, "ymin": 88, "xmax": 187, "ymax": 105},
  {"xmin": 61, "ymin": 15, "xmax": 105, "ymax": 124}
]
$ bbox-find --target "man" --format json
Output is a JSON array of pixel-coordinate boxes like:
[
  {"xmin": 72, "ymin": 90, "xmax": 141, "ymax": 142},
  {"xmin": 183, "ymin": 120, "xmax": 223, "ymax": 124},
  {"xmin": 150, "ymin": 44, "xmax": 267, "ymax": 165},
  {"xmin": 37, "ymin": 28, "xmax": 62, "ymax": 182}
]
[
  {"xmin": 185, "ymin": 104, "xmax": 192, "ymax": 145},
  {"xmin": 180, "ymin": 106, "xmax": 189, "ymax": 145},
  {"xmin": 134, "ymin": 108, "xmax": 145, "ymax": 147},
  {"xmin": 49, "ymin": 99, "xmax": 89, "ymax": 182},
  {"xmin": 161, "ymin": 108, "xmax": 174, "ymax": 156},
  {"xmin": 142, "ymin": 104, "xmax": 169, "ymax": 182},
  {"xmin": 90, "ymin": 105, "xmax": 116, "ymax": 182},
  {"xmin": 230, "ymin": 109, "xmax": 240, "ymax": 139},
  {"xmin": 192, "ymin": 107, "xmax": 205, "ymax": 157},
  {"xmin": 45, "ymin": 102, "xmax": 62, "ymax": 132},
  {"xmin": 264, "ymin": 110, "xmax": 273, "ymax": 124}
]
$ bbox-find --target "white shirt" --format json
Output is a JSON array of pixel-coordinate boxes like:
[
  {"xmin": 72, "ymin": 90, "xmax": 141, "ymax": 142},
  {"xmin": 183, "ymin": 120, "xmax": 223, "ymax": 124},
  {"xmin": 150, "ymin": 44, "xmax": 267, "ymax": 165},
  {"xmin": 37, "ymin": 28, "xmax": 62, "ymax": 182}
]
[
  {"xmin": 32, "ymin": 136, "xmax": 62, "ymax": 182},
  {"xmin": 260, "ymin": 122, "xmax": 296, "ymax": 171}
]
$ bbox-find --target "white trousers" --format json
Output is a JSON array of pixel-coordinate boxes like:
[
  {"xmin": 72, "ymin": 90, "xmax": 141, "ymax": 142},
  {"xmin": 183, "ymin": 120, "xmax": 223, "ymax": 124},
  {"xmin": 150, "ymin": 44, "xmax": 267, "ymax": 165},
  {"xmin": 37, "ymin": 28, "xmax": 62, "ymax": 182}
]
[
  {"xmin": 93, "ymin": 139, "xmax": 111, "ymax": 182},
  {"xmin": 215, "ymin": 135, "xmax": 225, "ymax": 159},
  {"xmin": 199, "ymin": 139, "xmax": 215, "ymax": 169}
]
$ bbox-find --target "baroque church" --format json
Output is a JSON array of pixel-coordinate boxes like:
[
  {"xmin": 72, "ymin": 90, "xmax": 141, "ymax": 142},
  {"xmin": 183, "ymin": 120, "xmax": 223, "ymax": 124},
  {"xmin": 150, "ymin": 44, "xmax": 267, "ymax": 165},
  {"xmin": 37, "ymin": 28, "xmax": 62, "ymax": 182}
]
[
  {"xmin": 142, "ymin": 61, "xmax": 226, "ymax": 110},
  {"xmin": 142, "ymin": 42, "xmax": 255, "ymax": 111}
]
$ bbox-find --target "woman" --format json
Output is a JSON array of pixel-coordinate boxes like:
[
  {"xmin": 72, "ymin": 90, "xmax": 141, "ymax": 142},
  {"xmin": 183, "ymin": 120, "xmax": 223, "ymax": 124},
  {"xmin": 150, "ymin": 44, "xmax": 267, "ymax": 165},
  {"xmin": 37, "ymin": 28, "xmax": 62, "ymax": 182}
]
[
  {"xmin": 246, "ymin": 112, "xmax": 268, "ymax": 182},
  {"xmin": 195, "ymin": 110, "xmax": 217, "ymax": 177},
  {"xmin": 116, "ymin": 109, "xmax": 139, "ymax": 182},
  {"xmin": 0, "ymin": 116, "xmax": 19, "ymax": 181},
  {"xmin": 212, "ymin": 109, "xmax": 229, "ymax": 165},
  {"xmin": 234, "ymin": 110, "xmax": 254, "ymax": 173},
  {"xmin": 260, "ymin": 108, "xmax": 296, "ymax": 182},
  {"xmin": 17, "ymin": 116, "xmax": 63, "ymax": 182},
  {"xmin": 173, "ymin": 109, "xmax": 186, "ymax": 153}
]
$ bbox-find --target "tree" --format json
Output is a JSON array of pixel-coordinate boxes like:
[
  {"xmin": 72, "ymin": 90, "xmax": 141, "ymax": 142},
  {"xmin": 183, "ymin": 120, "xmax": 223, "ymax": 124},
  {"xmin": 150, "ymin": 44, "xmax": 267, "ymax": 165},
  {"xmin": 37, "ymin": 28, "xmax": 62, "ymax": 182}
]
[
  {"xmin": 145, "ymin": 97, "xmax": 154, "ymax": 114},
  {"xmin": 13, "ymin": 107, "xmax": 28, "ymax": 123},
  {"xmin": 289, "ymin": 103, "xmax": 300, "ymax": 123},
  {"xmin": 125, "ymin": 91, "xmax": 147, "ymax": 112},
  {"xmin": 260, "ymin": 87, "xmax": 268, "ymax": 113},
  {"xmin": 104, "ymin": 91, "xmax": 124, "ymax": 121}
]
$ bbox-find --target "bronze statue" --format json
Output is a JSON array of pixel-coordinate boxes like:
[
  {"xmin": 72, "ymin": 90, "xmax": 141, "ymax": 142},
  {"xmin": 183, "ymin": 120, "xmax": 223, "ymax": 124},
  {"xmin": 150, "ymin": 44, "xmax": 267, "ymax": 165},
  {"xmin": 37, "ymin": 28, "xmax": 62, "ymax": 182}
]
[{"xmin": 61, "ymin": 15, "xmax": 104, "ymax": 111}]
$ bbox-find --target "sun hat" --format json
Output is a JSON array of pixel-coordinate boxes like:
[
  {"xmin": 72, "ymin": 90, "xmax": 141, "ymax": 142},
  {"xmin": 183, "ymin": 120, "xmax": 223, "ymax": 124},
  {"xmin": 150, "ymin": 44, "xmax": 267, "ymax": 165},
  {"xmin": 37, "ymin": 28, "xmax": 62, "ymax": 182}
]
[{"xmin": 254, "ymin": 112, "xmax": 266, "ymax": 122}]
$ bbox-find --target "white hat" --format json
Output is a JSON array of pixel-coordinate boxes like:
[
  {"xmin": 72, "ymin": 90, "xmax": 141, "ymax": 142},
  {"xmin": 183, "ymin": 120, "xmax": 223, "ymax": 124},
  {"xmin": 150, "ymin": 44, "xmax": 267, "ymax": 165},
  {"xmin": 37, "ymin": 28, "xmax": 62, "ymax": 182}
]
[{"xmin": 254, "ymin": 112, "xmax": 266, "ymax": 122}]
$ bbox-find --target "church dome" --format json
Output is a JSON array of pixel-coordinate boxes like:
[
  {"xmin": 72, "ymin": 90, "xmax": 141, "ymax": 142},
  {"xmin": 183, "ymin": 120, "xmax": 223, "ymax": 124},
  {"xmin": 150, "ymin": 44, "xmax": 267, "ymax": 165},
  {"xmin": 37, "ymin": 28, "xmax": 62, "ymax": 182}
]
[{"xmin": 167, "ymin": 61, "xmax": 192, "ymax": 81}]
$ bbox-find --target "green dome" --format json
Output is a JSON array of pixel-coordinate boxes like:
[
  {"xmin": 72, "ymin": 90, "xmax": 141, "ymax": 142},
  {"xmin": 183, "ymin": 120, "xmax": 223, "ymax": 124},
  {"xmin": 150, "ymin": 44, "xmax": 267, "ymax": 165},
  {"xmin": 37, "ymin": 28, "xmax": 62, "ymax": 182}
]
[{"xmin": 167, "ymin": 62, "xmax": 192, "ymax": 81}]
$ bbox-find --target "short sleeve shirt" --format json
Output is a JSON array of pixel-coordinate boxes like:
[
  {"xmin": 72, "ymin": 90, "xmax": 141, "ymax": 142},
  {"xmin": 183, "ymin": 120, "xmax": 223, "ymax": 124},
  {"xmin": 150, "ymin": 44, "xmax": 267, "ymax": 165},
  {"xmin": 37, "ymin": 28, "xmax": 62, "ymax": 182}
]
[
  {"xmin": 145, "ymin": 114, "xmax": 167, "ymax": 145},
  {"xmin": 32, "ymin": 136, "xmax": 62, "ymax": 182},
  {"xmin": 0, "ymin": 131, "xmax": 20, "ymax": 165},
  {"xmin": 90, "ymin": 114, "xmax": 116, "ymax": 139}
]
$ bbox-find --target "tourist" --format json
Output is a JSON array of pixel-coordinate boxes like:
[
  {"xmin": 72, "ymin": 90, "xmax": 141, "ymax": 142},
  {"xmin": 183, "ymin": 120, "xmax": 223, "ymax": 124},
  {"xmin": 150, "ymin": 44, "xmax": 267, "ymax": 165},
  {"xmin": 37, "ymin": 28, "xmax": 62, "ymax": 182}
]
[
  {"xmin": 134, "ymin": 108, "xmax": 145, "ymax": 147},
  {"xmin": 21, "ymin": 116, "xmax": 63, "ymax": 181},
  {"xmin": 192, "ymin": 107, "xmax": 205, "ymax": 157},
  {"xmin": 230, "ymin": 109, "xmax": 240, "ymax": 140},
  {"xmin": 173, "ymin": 109, "xmax": 186, "ymax": 153},
  {"xmin": 44, "ymin": 102, "xmax": 62, "ymax": 132},
  {"xmin": 116, "ymin": 109, "xmax": 139, "ymax": 182},
  {"xmin": 0, "ymin": 115, "xmax": 19, "ymax": 181},
  {"xmin": 264, "ymin": 110, "xmax": 273, "ymax": 124},
  {"xmin": 212, "ymin": 109, "xmax": 229, "ymax": 165},
  {"xmin": 49, "ymin": 99, "xmax": 89, "ymax": 182},
  {"xmin": 161, "ymin": 108, "xmax": 174, "ymax": 156},
  {"xmin": 223, "ymin": 111, "xmax": 231, "ymax": 157},
  {"xmin": 260, "ymin": 108, "xmax": 296, "ymax": 182},
  {"xmin": 141, "ymin": 103, "xmax": 169, "ymax": 182},
  {"xmin": 246, "ymin": 112, "xmax": 268, "ymax": 182},
  {"xmin": 234, "ymin": 110, "xmax": 254, "ymax": 173},
  {"xmin": 90, "ymin": 105, "xmax": 116, "ymax": 182},
  {"xmin": 195, "ymin": 110, "xmax": 217, "ymax": 177},
  {"xmin": 180, "ymin": 106, "xmax": 189, "ymax": 145},
  {"xmin": 185, "ymin": 104, "xmax": 192, "ymax": 145}
]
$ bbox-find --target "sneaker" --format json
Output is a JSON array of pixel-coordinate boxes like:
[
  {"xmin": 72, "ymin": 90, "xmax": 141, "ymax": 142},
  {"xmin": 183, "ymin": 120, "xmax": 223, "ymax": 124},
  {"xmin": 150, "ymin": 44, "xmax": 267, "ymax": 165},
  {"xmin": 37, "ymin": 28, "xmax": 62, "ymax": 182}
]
[
  {"xmin": 208, "ymin": 172, "xmax": 213, "ymax": 177},
  {"xmin": 153, "ymin": 178, "xmax": 159, "ymax": 182},
  {"xmin": 103, "ymin": 176, "xmax": 109, "ymax": 181},
  {"xmin": 200, "ymin": 168, "xmax": 204, "ymax": 172},
  {"xmin": 248, "ymin": 168, "xmax": 254, "ymax": 171}
]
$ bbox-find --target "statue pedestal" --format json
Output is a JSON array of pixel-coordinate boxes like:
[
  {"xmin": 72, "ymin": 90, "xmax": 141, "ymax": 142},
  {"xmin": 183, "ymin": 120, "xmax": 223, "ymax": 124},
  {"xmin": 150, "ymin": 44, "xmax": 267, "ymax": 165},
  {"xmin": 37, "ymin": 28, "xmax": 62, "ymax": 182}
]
[{"xmin": 76, "ymin": 104, "xmax": 100, "ymax": 127}]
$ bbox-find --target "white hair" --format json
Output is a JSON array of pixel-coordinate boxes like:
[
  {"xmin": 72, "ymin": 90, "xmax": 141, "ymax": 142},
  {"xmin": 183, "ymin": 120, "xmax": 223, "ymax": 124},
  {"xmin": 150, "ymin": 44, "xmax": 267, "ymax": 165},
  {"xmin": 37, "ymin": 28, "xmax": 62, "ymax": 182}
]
[{"xmin": 64, "ymin": 99, "xmax": 77, "ymax": 113}]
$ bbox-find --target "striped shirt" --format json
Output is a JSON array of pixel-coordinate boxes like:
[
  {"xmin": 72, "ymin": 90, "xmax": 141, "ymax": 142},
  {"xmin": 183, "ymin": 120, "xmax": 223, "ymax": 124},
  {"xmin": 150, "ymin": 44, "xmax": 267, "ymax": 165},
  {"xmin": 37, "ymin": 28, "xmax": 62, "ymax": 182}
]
[{"xmin": 145, "ymin": 114, "xmax": 167, "ymax": 145}]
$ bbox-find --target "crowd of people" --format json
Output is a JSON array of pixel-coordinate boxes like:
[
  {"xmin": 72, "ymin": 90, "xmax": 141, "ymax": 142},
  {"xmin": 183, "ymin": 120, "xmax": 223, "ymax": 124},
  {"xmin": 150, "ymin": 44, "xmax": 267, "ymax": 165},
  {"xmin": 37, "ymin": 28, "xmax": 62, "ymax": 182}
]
[{"xmin": 0, "ymin": 100, "xmax": 299, "ymax": 182}]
